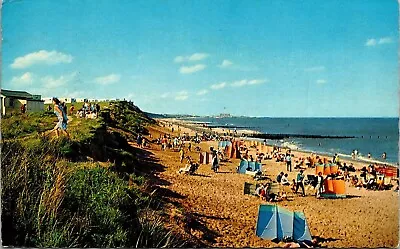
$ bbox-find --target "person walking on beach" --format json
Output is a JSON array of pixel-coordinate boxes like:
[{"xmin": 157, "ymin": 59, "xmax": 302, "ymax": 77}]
[
  {"xmin": 295, "ymin": 170, "xmax": 306, "ymax": 197},
  {"xmin": 286, "ymin": 153, "xmax": 292, "ymax": 172},
  {"xmin": 51, "ymin": 97, "xmax": 70, "ymax": 138},
  {"xmin": 179, "ymin": 148, "xmax": 185, "ymax": 163},
  {"xmin": 315, "ymin": 172, "xmax": 324, "ymax": 198},
  {"xmin": 211, "ymin": 150, "xmax": 219, "ymax": 172}
]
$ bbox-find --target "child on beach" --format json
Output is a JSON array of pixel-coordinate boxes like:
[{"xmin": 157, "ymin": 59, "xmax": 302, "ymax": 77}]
[
  {"xmin": 315, "ymin": 172, "xmax": 324, "ymax": 198},
  {"xmin": 211, "ymin": 150, "xmax": 219, "ymax": 172},
  {"xmin": 286, "ymin": 153, "xmax": 292, "ymax": 172},
  {"xmin": 291, "ymin": 179, "xmax": 297, "ymax": 192}
]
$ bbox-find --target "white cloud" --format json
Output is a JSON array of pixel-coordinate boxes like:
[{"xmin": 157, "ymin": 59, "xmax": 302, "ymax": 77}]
[
  {"xmin": 174, "ymin": 56, "xmax": 185, "ymax": 63},
  {"xmin": 175, "ymin": 91, "xmax": 189, "ymax": 101},
  {"xmin": 11, "ymin": 50, "xmax": 73, "ymax": 69},
  {"xmin": 210, "ymin": 82, "xmax": 227, "ymax": 90},
  {"xmin": 248, "ymin": 79, "xmax": 267, "ymax": 85},
  {"xmin": 174, "ymin": 53, "xmax": 209, "ymax": 63},
  {"xmin": 161, "ymin": 92, "xmax": 170, "ymax": 98},
  {"xmin": 316, "ymin": 79, "xmax": 327, "ymax": 84},
  {"xmin": 365, "ymin": 37, "xmax": 393, "ymax": 47},
  {"xmin": 189, "ymin": 53, "xmax": 209, "ymax": 61},
  {"xmin": 231, "ymin": 79, "xmax": 268, "ymax": 87},
  {"xmin": 179, "ymin": 64, "xmax": 206, "ymax": 74},
  {"xmin": 196, "ymin": 89, "xmax": 208, "ymax": 96},
  {"xmin": 365, "ymin": 38, "xmax": 377, "ymax": 47},
  {"xmin": 218, "ymin": 59, "xmax": 234, "ymax": 68},
  {"xmin": 231, "ymin": 80, "xmax": 248, "ymax": 87},
  {"xmin": 94, "ymin": 74, "xmax": 121, "ymax": 85},
  {"xmin": 11, "ymin": 72, "xmax": 34, "ymax": 85},
  {"xmin": 378, "ymin": 37, "xmax": 393, "ymax": 44},
  {"xmin": 41, "ymin": 72, "xmax": 78, "ymax": 89},
  {"xmin": 218, "ymin": 60, "xmax": 258, "ymax": 71},
  {"xmin": 304, "ymin": 66, "xmax": 325, "ymax": 72}
]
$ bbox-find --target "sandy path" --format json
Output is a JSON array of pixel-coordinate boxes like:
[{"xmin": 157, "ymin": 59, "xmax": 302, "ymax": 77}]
[{"xmin": 140, "ymin": 124, "xmax": 398, "ymax": 248}]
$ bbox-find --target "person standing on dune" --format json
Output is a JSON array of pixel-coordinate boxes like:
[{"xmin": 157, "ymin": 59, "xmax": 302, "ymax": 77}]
[{"xmin": 51, "ymin": 97, "xmax": 70, "ymax": 138}]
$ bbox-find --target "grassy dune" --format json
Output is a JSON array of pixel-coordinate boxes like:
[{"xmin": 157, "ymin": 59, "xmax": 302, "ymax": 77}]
[{"xmin": 1, "ymin": 101, "xmax": 189, "ymax": 248}]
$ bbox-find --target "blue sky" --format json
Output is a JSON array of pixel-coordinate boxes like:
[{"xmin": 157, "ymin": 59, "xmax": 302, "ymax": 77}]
[{"xmin": 2, "ymin": 0, "xmax": 398, "ymax": 117}]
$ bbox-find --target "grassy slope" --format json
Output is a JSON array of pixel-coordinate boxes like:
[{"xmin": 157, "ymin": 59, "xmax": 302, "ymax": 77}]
[{"xmin": 1, "ymin": 101, "xmax": 189, "ymax": 248}]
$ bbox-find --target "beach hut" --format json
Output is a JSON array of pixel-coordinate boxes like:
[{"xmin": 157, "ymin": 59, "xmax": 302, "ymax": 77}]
[
  {"xmin": 256, "ymin": 204, "xmax": 312, "ymax": 242},
  {"xmin": 245, "ymin": 140, "xmax": 251, "ymax": 147},
  {"xmin": 208, "ymin": 153, "xmax": 213, "ymax": 164},
  {"xmin": 225, "ymin": 146, "xmax": 232, "ymax": 158},
  {"xmin": 321, "ymin": 179, "xmax": 346, "ymax": 198},
  {"xmin": 199, "ymin": 152, "xmax": 210, "ymax": 164},
  {"xmin": 231, "ymin": 145, "xmax": 241, "ymax": 159}
]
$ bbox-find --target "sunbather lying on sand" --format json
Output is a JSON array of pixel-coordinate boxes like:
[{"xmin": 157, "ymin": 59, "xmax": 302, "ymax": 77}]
[{"xmin": 283, "ymin": 238, "xmax": 318, "ymax": 248}]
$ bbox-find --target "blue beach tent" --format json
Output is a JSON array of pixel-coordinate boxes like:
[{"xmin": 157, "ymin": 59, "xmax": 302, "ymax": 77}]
[
  {"xmin": 218, "ymin": 140, "xmax": 231, "ymax": 148},
  {"xmin": 238, "ymin": 160, "xmax": 248, "ymax": 173},
  {"xmin": 256, "ymin": 205, "xmax": 312, "ymax": 242},
  {"xmin": 248, "ymin": 161, "xmax": 256, "ymax": 171},
  {"xmin": 255, "ymin": 162, "xmax": 262, "ymax": 171}
]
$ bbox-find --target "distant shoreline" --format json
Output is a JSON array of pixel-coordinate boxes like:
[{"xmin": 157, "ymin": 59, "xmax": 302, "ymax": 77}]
[{"xmin": 157, "ymin": 117, "xmax": 398, "ymax": 168}]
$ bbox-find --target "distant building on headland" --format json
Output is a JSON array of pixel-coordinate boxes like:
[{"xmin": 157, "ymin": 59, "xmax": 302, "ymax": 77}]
[
  {"xmin": 1, "ymin": 89, "xmax": 44, "ymax": 116},
  {"xmin": 215, "ymin": 113, "xmax": 232, "ymax": 118},
  {"xmin": 43, "ymin": 97, "xmax": 120, "ymax": 104},
  {"xmin": 43, "ymin": 97, "xmax": 77, "ymax": 104}
]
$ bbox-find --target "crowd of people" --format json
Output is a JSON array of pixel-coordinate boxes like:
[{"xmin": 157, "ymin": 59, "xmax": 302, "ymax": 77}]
[{"xmin": 75, "ymin": 102, "xmax": 101, "ymax": 119}]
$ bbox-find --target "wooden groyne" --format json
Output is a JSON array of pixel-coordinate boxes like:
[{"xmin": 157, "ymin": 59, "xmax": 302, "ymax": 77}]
[{"xmin": 247, "ymin": 133, "xmax": 355, "ymax": 140}]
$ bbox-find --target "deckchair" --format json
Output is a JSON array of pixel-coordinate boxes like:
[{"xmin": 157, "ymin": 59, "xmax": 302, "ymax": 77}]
[
  {"xmin": 269, "ymin": 182, "xmax": 280, "ymax": 196},
  {"xmin": 244, "ymin": 182, "xmax": 261, "ymax": 195}
]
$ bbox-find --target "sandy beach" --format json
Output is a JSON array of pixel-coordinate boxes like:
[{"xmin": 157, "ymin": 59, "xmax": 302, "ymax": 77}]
[{"xmin": 134, "ymin": 119, "xmax": 399, "ymax": 248}]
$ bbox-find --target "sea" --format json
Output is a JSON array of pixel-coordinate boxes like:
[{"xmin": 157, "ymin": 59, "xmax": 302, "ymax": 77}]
[{"xmin": 183, "ymin": 117, "xmax": 399, "ymax": 165}]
